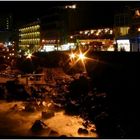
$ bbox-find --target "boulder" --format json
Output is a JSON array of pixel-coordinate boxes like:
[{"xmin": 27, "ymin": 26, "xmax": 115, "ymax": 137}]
[
  {"xmin": 25, "ymin": 104, "xmax": 36, "ymax": 112},
  {"xmin": 31, "ymin": 120, "xmax": 48, "ymax": 132},
  {"xmin": 42, "ymin": 110, "xmax": 55, "ymax": 119},
  {"xmin": 78, "ymin": 128, "xmax": 88, "ymax": 135}
]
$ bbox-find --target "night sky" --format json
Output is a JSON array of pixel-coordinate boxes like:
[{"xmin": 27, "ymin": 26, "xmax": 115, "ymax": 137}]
[{"xmin": 0, "ymin": 1, "xmax": 140, "ymax": 29}]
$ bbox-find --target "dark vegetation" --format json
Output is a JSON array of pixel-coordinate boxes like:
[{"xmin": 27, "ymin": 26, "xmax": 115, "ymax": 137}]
[
  {"xmin": 51, "ymin": 51, "xmax": 140, "ymax": 138},
  {"xmin": 86, "ymin": 51, "xmax": 140, "ymax": 138},
  {"xmin": 15, "ymin": 51, "xmax": 81, "ymax": 74}
]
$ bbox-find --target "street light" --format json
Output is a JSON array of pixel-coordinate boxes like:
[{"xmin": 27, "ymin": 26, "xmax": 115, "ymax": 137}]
[
  {"xmin": 78, "ymin": 53, "xmax": 86, "ymax": 61},
  {"xmin": 70, "ymin": 53, "xmax": 76, "ymax": 59},
  {"xmin": 70, "ymin": 36, "xmax": 73, "ymax": 39},
  {"xmin": 26, "ymin": 53, "xmax": 32, "ymax": 59},
  {"xmin": 65, "ymin": 4, "xmax": 76, "ymax": 9}
]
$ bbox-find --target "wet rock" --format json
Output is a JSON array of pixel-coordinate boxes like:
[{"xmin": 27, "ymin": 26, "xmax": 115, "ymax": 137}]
[
  {"xmin": 10, "ymin": 104, "xmax": 17, "ymax": 110},
  {"xmin": 31, "ymin": 120, "xmax": 48, "ymax": 132},
  {"xmin": 49, "ymin": 130, "xmax": 59, "ymax": 136},
  {"xmin": 47, "ymin": 103, "xmax": 52, "ymax": 108},
  {"xmin": 78, "ymin": 128, "xmax": 89, "ymax": 135},
  {"xmin": 59, "ymin": 135, "xmax": 67, "ymax": 138},
  {"xmin": 66, "ymin": 122, "xmax": 72, "ymax": 126},
  {"xmin": 42, "ymin": 110, "xmax": 55, "ymax": 119},
  {"xmin": 53, "ymin": 102, "xmax": 62, "ymax": 108},
  {"xmin": 82, "ymin": 122, "xmax": 88, "ymax": 128},
  {"xmin": 45, "ymin": 86, "xmax": 52, "ymax": 92},
  {"xmin": 25, "ymin": 104, "xmax": 36, "ymax": 112},
  {"xmin": 42, "ymin": 101, "xmax": 47, "ymax": 107},
  {"xmin": 90, "ymin": 128, "xmax": 96, "ymax": 132},
  {"xmin": 9, "ymin": 104, "xmax": 25, "ymax": 112}
]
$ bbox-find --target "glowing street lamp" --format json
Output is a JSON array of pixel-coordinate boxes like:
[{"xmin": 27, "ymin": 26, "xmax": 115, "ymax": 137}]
[
  {"xmin": 26, "ymin": 53, "xmax": 32, "ymax": 59},
  {"xmin": 65, "ymin": 4, "xmax": 76, "ymax": 9},
  {"xmin": 71, "ymin": 4, "xmax": 76, "ymax": 9},
  {"xmin": 70, "ymin": 36, "xmax": 73, "ymax": 39},
  {"xmin": 70, "ymin": 53, "xmax": 76, "ymax": 59},
  {"xmin": 42, "ymin": 39, "xmax": 45, "ymax": 43},
  {"xmin": 78, "ymin": 53, "xmax": 86, "ymax": 61}
]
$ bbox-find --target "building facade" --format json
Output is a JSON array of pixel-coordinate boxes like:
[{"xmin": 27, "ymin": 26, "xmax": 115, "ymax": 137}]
[
  {"xmin": 114, "ymin": 6, "xmax": 140, "ymax": 52},
  {"xmin": 18, "ymin": 21, "xmax": 41, "ymax": 53},
  {"xmin": 68, "ymin": 28, "xmax": 115, "ymax": 51},
  {"xmin": 40, "ymin": 3, "xmax": 77, "ymax": 45}
]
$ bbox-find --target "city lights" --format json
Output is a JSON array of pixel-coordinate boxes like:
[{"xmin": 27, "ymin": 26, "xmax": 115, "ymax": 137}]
[
  {"xmin": 84, "ymin": 31, "xmax": 89, "ymax": 35},
  {"xmin": 90, "ymin": 30, "xmax": 94, "ymax": 34},
  {"xmin": 26, "ymin": 53, "xmax": 32, "ymax": 59},
  {"xmin": 78, "ymin": 53, "xmax": 86, "ymax": 61},
  {"xmin": 70, "ymin": 53, "xmax": 76, "ymax": 59},
  {"xmin": 42, "ymin": 39, "xmax": 45, "ymax": 43},
  {"xmin": 110, "ymin": 30, "xmax": 113, "ymax": 34},
  {"xmin": 65, "ymin": 4, "xmax": 76, "ymax": 9},
  {"xmin": 70, "ymin": 36, "xmax": 73, "ymax": 39},
  {"xmin": 1, "ymin": 2, "xmax": 140, "ymax": 138},
  {"xmin": 71, "ymin": 4, "xmax": 76, "ymax": 9},
  {"xmin": 135, "ymin": 10, "xmax": 140, "ymax": 16},
  {"xmin": 96, "ymin": 32, "xmax": 99, "ymax": 36},
  {"xmin": 19, "ymin": 22, "xmax": 40, "ymax": 52},
  {"xmin": 117, "ymin": 39, "xmax": 130, "ymax": 52}
]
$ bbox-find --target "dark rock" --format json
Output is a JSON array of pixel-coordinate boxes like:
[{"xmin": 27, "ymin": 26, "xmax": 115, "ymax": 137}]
[
  {"xmin": 59, "ymin": 135, "xmax": 67, "ymax": 138},
  {"xmin": 90, "ymin": 128, "xmax": 96, "ymax": 132},
  {"xmin": 49, "ymin": 130, "xmax": 59, "ymax": 136},
  {"xmin": 25, "ymin": 104, "xmax": 36, "ymax": 112},
  {"xmin": 78, "ymin": 128, "xmax": 88, "ymax": 135},
  {"xmin": 10, "ymin": 104, "xmax": 25, "ymax": 112},
  {"xmin": 31, "ymin": 120, "xmax": 48, "ymax": 132},
  {"xmin": 10, "ymin": 104, "xmax": 18, "ymax": 110},
  {"xmin": 42, "ymin": 110, "xmax": 55, "ymax": 119}
]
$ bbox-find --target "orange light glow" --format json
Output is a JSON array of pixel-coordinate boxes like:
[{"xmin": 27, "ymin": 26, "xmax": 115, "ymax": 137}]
[
  {"xmin": 78, "ymin": 53, "xmax": 86, "ymax": 61},
  {"xmin": 26, "ymin": 53, "xmax": 32, "ymax": 59},
  {"xmin": 70, "ymin": 53, "xmax": 76, "ymax": 59}
]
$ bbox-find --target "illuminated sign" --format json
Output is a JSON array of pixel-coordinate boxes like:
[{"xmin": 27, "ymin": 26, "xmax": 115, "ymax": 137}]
[
  {"xmin": 41, "ymin": 45, "xmax": 55, "ymax": 52},
  {"xmin": 117, "ymin": 39, "xmax": 130, "ymax": 52}
]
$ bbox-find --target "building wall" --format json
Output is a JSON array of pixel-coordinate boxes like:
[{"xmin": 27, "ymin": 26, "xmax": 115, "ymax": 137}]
[
  {"xmin": 18, "ymin": 22, "xmax": 41, "ymax": 52},
  {"xmin": 114, "ymin": 7, "xmax": 140, "ymax": 52},
  {"xmin": 40, "ymin": 4, "xmax": 78, "ymax": 45},
  {"xmin": 114, "ymin": 13, "xmax": 131, "ymax": 39}
]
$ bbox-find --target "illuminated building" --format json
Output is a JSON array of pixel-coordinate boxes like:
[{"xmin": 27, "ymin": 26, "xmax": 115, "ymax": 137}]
[
  {"xmin": 18, "ymin": 21, "xmax": 41, "ymax": 52},
  {"xmin": 114, "ymin": 13, "xmax": 130, "ymax": 37},
  {"xmin": 40, "ymin": 27, "xmax": 115, "ymax": 52},
  {"xmin": 0, "ymin": 43, "xmax": 15, "ymax": 64},
  {"xmin": 40, "ymin": 3, "xmax": 78, "ymax": 45},
  {"xmin": 68, "ymin": 28, "xmax": 115, "ymax": 51},
  {"xmin": 114, "ymin": 6, "xmax": 140, "ymax": 52}
]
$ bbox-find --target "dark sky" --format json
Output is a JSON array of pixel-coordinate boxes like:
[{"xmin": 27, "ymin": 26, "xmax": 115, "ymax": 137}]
[{"xmin": 0, "ymin": 1, "xmax": 140, "ymax": 29}]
